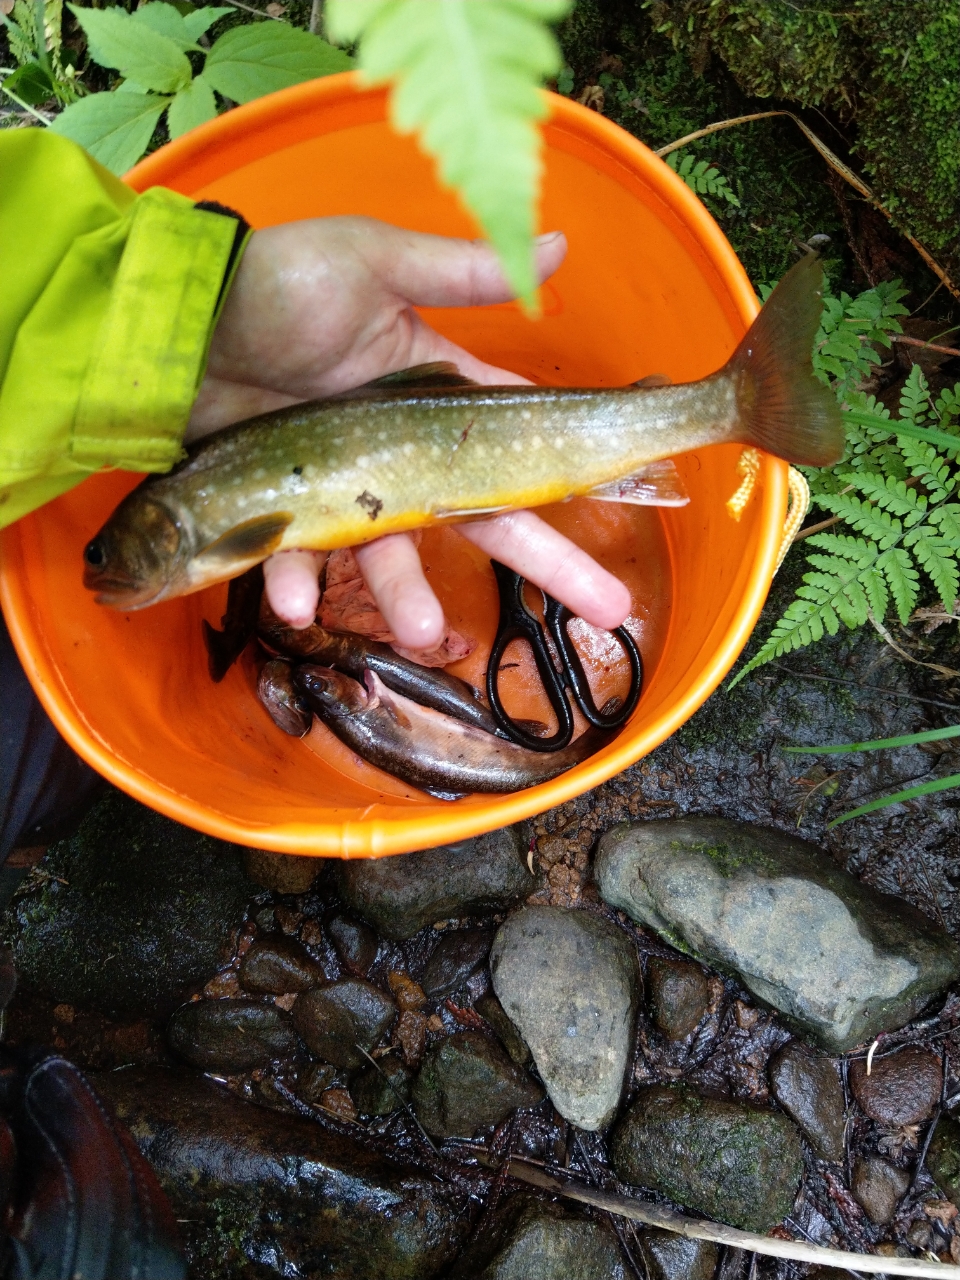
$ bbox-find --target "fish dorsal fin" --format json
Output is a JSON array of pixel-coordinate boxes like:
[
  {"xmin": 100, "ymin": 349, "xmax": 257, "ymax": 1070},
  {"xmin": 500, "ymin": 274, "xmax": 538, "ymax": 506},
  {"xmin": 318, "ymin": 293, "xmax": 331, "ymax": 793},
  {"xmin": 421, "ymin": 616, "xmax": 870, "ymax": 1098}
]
[
  {"xmin": 193, "ymin": 513, "xmax": 293, "ymax": 569},
  {"xmin": 361, "ymin": 363, "xmax": 480, "ymax": 391},
  {"xmin": 634, "ymin": 373, "xmax": 672, "ymax": 388},
  {"xmin": 587, "ymin": 459, "xmax": 690, "ymax": 507}
]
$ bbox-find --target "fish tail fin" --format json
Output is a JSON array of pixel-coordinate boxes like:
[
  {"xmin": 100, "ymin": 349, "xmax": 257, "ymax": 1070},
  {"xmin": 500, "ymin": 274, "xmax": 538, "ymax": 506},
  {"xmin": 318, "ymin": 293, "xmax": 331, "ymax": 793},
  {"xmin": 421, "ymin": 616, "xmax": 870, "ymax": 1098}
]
[{"xmin": 725, "ymin": 253, "xmax": 844, "ymax": 467}]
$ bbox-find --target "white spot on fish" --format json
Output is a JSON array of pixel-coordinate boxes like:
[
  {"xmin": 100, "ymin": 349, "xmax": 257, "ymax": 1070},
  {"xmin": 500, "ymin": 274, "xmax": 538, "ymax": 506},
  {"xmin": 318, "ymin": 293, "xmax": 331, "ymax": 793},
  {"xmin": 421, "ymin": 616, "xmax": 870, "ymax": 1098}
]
[
  {"xmin": 356, "ymin": 455, "xmax": 370, "ymax": 468},
  {"xmin": 511, "ymin": 439, "xmax": 523, "ymax": 452},
  {"xmin": 530, "ymin": 435, "xmax": 542, "ymax": 450},
  {"xmin": 522, "ymin": 410, "xmax": 532, "ymax": 421}
]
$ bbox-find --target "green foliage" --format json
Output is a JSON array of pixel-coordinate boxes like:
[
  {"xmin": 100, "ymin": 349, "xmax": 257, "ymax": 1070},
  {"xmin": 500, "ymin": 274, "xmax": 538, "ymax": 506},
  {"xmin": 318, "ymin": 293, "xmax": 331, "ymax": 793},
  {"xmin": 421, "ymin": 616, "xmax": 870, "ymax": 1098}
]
[
  {"xmin": 1, "ymin": 0, "xmax": 80, "ymax": 104},
  {"xmin": 666, "ymin": 150, "xmax": 740, "ymax": 206},
  {"xmin": 645, "ymin": 0, "xmax": 960, "ymax": 274},
  {"xmin": 48, "ymin": 2, "xmax": 351, "ymax": 174},
  {"xmin": 733, "ymin": 336, "xmax": 960, "ymax": 685},
  {"xmin": 325, "ymin": 0, "xmax": 572, "ymax": 309}
]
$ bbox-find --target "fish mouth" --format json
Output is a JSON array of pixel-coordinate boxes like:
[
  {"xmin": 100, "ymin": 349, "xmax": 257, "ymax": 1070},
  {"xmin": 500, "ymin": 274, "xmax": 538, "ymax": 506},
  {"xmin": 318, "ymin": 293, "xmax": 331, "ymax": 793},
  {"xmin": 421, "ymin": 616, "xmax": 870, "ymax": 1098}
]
[{"xmin": 88, "ymin": 576, "xmax": 166, "ymax": 609}]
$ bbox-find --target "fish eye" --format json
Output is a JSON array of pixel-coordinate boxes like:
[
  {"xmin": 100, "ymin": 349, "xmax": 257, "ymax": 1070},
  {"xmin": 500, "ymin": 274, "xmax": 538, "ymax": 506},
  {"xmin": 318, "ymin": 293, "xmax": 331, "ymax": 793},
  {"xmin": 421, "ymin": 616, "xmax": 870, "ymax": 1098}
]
[{"xmin": 84, "ymin": 538, "xmax": 106, "ymax": 567}]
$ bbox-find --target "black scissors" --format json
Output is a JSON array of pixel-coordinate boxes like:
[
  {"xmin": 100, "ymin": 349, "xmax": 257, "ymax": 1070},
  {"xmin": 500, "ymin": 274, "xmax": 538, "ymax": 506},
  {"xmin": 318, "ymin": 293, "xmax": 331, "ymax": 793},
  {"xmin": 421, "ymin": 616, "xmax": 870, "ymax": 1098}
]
[{"xmin": 485, "ymin": 559, "xmax": 643, "ymax": 752}]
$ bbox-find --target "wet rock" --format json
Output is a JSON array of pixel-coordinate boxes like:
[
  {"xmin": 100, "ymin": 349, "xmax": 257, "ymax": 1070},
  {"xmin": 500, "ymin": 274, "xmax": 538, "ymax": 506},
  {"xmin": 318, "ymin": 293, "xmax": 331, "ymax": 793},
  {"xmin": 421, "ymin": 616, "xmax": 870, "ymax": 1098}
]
[
  {"xmin": 928, "ymin": 1115, "xmax": 960, "ymax": 1206},
  {"xmin": 9, "ymin": 789, "xmax": 253, "ymax": 1020},
  {"xmin": 850, "ymin": 1047, "xmax": 942, "ymax": 1126},
  {"xmin": 293, "ymin": 980, "xmax": 396, "ymax": 1068},
  {"xmin": 647, "ymin": 956, "xmax": 710, "ymax": 1041},
  {"xmin": 244, "ymin": 848, "xmax": 319, "ymax": 895},
  {"xmin": 167, "ymin": 999, "xmax": 300, "ymax": 1073},
  {"xmin": 239, "ymin": 935, "xmax": 325, "ymax": 995},
  {"xmin": 769, "ymin": 1041, "xmax": 846, "ymax": 1162},
  {"xmin": 321, "ymin": 1087, "xmax": 358, "ymax": 1121},
  {"xmin": 611, "ymin": 1084, "xmax": 803, "ymax": 1233},
  {"xmin": 327, "ymin": 914, "xmax": 379, "ymax": 976},
  {"xmin": 95, "ymin": 1066, "xmax": 467, "ymax": 1279},
  {"xmin": 412, "ymin": 1031, "xmax": 544, "ymax": 1139},
  {"xmin": 852, "ymin": 1156, "xmax": 911, "ymax": 1224},
  {"xmin": 393, "ymin": 1010, "xmax": 428, "ymax": 1067},
  {"xmin": 336, "ymin": 826, "xmax": 533, "ymax": 939},
  {"xmin": 475, "ymin": 993, "xmax": 531, "ymax": 1067},
  {"xmin": 352, "ymin": 1058, "xmax": 413, "ymax": 1116},
  {"xmin": 422, "ymin": 929, "xmax": 493, "ymax": 997},
  {"xmin": 596, "ymin": 817, "xmax": 960, "ymax": 1053},
  {"xmin": 387, "ymin": 971, "xmax": 427, "ymax": 1011},
  {"xmin": 490, "ymin": 905, "xmax": 637, "ymax": 1130},
  {"xmin": 641, "ymin": 1229, "xmax": 718, "ymax": 1280},
  {"xmin": 460, "ymin": 1195, "xmax": 626, "ymax": 1280},
  {"xmin": 295, "ymin": 1061, "xmax": 347, "ymax": 1105}
]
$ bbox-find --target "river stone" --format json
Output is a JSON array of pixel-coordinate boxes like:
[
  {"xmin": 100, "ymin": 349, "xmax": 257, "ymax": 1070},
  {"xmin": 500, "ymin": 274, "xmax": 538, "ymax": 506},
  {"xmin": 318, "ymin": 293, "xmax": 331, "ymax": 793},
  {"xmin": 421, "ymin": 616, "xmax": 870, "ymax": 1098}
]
[
  {"xmin": 167, "ymin": 999, "xmax": 300, "ymax": 1073},
  {"xmin": 95, "ymin": 1066, "xmax": 466, "ymax": 1279},
  {"xmin": 647, "ymin": 956, "xmax": 710, "ymax": 1041},
  {"xmin": 244, "ymin": 849, "xmax": 319, "ymax": 896},
  {"xmin": 610, "ymin": 1084, "xmax": 803, "ymax": 1233},
  {"xmin": 851, "ymin": 1156, "xmax": 910, "ymax": 1224},
  {"xmin": 412, "ymin": 1031, "xmax": 544, "ymax": 1139},
  {"xmin": 475, "ymin": 994, "xmax": 531, "ymax": 1067},
  {"xmin": 327, "ymin": 914, "xmax": 379, "ymax": 976},
  {"xmin": 352, "ymin": 1059, "xmax": 413, "ymax": 1117},
  {"xmin": 849, "ymin": 1047, "xmax": 943, "ymax": 1126},
  {"xmin": 293, "ymin": 980, "xmax": 396, "ymax": 1068},
  {"xmin": 769, "ymin": 1041, "xmax": 846, "ymax": 1161},
  {"xmin": 490, "ymin": 905, "xmax": 637, "ymax": 1130},
  {"xmin": 336, "ymin": 826, "xmax": 533, "ymax": 939},
  {"xmin": 596, "ymin": 817, "xmax": 960, "ymax": 1052},
  {"xmin": 239, "ymin": 936, "xmax": 325, "ymax": 994},
  {"xmin": 926, "ymin": 1114, "xmax": 960, "ymax": 1206},
  {"xmin": 422, "ymin": 929, "xmax": 493, "ymax": 997},
  {"xmin": 641, "ymin": 1229, "xmax": 718, "ymax": 1280},
  {"xmin": 8, "ymin": 788, "xmax": 253, "ymax": 1020},
  {"xmin": 456, "ymin": 1195, "xmax": 626, "ymax": 1280}
]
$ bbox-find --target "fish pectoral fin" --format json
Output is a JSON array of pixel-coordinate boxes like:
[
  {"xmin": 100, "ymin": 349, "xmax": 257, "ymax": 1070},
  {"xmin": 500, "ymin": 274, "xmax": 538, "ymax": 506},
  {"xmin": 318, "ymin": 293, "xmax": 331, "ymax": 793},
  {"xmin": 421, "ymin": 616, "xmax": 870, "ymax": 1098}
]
[
  {"xmin": 193, "ymin": 513, "xmax": 293, "ymax": 570},
  {"xmin": 360, "ymin": 362, "xmax": 481, "ymax": 391},
  {"xmin": 633, "ymin": 373, "xmax": 672, "ymax": 388},
  {"xmin": 587, "ymin": 460, "xmax": 690, "ymax": 507}
]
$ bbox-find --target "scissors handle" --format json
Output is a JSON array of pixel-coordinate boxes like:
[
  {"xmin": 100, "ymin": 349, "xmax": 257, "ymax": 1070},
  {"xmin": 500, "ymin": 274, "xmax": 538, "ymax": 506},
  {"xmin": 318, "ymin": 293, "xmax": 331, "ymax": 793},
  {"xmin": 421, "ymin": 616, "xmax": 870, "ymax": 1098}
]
[
  {"xmin": 486, "ymin": 561, "xmax": 576, "ymax": 751},
  {"xmin": 543, "ymin": 596, "xmax": 644, "ymax": 730}
]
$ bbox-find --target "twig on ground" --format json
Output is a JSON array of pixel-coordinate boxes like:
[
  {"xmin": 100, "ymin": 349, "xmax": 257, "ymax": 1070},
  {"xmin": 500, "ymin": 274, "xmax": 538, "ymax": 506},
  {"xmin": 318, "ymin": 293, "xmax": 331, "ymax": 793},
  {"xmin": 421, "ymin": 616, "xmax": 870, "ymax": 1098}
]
[{"xmin": 770, "ymin": 665, "xmax": 960, "ymax": 713}]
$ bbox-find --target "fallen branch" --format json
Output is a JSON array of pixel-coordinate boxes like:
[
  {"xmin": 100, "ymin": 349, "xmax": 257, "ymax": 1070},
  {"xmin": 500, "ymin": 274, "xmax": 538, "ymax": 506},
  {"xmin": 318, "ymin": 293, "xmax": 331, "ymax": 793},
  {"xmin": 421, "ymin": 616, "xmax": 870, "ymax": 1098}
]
[
  {"xmin": 503, "ymin": 1158, "xmax": 960, "ymax": 1278},
  {"xmin": 655, "ymin": 112, "xmax": 959, "ymax": 301}
]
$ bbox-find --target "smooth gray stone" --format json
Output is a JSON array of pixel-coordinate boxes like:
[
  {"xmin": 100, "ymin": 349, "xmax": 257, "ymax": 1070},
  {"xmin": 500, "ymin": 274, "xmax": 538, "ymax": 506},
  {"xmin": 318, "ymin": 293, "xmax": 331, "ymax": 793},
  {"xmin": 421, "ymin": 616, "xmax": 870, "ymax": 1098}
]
[
  {"xmin": 641, "ymin": 1229, "xmax": 718, "ymax": 1280},
  {"xmin": 769, "ymin": 1041, "xmax": 846, "ymax": 1162},
  {"xmin": 852, "ymin": 1156, "xmax": 910, "ymax": 1224},
  {"xmin": 596, "ymin": 817, "xmax": 960, "ymax": 1052},
  {"xmin": 167, "ymin": 999, "xmax": 299, "ymax": 1074},
  {"xmin": 412, "ymin": 1031, "xmax": 544, "ymax": 1139},
  {"xmin": 490, "ymin": 905, "xmax": 638, "ymax": 1130},
  {"xmin": 95, "ymin": 1067, "xmax": 466, "ymax": 1279},
  {"xmin": 611, "ymin": 1084, "xmax": 803, "ymax": 1234},
  {"xmin": 292, "ymin": 979, "xmax": 396, "ymax": 1068},
  {"xmin": 336, "ymin": 826, "xmax": 532, "ymax": 939},
  {"xmin": 647, "ymin": 955, "xmax": 710, "ymax": 1041},
  {"xmin": 456, "ymin": 1195, "xmax": 626, "ymax": 1280}
]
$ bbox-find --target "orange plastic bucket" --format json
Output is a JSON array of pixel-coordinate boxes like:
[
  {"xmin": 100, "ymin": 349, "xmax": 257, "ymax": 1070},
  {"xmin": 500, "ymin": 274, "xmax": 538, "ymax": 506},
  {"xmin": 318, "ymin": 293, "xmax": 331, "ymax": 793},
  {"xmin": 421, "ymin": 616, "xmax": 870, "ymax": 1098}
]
[{"xmin": 0, "ymin": 73, "xmax": 786, "ymax": 857}]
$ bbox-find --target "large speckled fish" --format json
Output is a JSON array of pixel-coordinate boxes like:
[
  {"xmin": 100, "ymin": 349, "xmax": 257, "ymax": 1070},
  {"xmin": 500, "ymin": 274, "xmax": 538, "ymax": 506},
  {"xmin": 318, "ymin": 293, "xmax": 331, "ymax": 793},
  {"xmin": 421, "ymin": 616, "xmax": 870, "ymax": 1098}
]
[{"xmin": 83, "ymin": 255, "xmax": 842, "ymax": 609}]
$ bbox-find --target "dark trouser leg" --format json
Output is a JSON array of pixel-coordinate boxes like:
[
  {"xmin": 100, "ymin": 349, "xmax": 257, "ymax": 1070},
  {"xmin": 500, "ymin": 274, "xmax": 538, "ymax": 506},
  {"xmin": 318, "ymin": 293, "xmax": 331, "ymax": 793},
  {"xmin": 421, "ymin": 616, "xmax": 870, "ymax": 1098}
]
[{"xmin": 0, "ymin": 613, "xmax": 104, "ymax": 888}]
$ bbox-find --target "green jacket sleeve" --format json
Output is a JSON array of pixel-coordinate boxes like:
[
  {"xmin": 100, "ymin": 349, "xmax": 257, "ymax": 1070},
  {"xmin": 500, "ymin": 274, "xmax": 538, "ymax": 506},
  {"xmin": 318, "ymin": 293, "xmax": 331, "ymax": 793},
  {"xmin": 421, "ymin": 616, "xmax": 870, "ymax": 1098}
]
[{"xmin": 0, "ymin": 130, "xmax": 245, "ymax": 529}]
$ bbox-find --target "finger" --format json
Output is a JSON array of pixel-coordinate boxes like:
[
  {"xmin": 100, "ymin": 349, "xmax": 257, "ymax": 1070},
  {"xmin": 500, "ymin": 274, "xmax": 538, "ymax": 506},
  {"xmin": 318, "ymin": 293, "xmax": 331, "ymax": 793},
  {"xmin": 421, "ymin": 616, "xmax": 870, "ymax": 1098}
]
[
  {"xmin": 369, "ymin": 225, "xmax": 568, "ymax": 308},
  {"xmin": 459, "ymin": 511, "xmax": 633, "ymax": 630},
  {"xmin": 353, "ymin": 534, "xmax": 447, "ymax": 651},
  {"xmin": 263, "ymin": 549, "xmax": 327, "ymax": 628}
]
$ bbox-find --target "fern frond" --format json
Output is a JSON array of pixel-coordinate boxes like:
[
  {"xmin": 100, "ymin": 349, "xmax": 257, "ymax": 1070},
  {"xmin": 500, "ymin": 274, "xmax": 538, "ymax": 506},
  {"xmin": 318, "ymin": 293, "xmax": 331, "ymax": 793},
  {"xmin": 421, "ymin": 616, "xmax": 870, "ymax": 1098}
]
[
  {"xmin": 898, "ymin": 363, "xmax": 932, "ymax": 427},
  {"xmin": 816, "ymin": 490, "xmax": 902, "ymax": 546},
  {"xmin": 666, "ymin": 151, "xmax": 741, "ymax": 206},
  {"xmin": 910, "ymin": 537, "xmax": 959, "ymax": 612},
  {"xmin": 877, "ymin": 547, "xmax": 920, "ymax": 623}
]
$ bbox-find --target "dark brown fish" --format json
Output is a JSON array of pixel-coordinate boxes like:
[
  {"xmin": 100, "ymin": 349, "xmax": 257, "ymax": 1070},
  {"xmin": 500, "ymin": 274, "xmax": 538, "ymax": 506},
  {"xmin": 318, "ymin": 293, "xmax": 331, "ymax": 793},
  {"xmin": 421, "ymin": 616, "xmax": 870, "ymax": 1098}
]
[
  {"xmin": 293, "ymin": 665, "xmax": 616, "ymax": 798},
  {"xmin": 258, "ymin": 598, "xmax": 503, "ymax": 736},
  {"xmin": 202, "ymin": 563, "xmax": 264, "ymax": 682},
  {"xmin": 257, "ymin": 659, "xmax": 311, "ymax": 737}
]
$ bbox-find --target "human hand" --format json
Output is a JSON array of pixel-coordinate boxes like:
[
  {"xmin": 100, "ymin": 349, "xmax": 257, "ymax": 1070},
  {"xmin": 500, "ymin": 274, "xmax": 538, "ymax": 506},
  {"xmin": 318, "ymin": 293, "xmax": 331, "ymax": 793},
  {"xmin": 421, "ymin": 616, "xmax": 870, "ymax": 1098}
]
[{"xmin": 191, "ymin": 216, "xmax": 631, "ymax": 649}]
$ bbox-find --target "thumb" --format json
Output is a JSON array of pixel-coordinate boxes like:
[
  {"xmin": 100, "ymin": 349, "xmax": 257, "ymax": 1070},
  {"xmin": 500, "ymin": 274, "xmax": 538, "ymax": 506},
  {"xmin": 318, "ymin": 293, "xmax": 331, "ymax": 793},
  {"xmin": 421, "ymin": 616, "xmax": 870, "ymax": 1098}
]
[{"xmin": 377, "ymin": 227, "xmax": 567, "ymax": 308}]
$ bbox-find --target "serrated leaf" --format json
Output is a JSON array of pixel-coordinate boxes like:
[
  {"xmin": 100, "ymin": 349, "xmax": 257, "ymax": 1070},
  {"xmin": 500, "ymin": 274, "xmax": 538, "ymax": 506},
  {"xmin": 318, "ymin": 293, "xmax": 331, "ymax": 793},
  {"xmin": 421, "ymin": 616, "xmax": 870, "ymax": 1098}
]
[
  {"xmin": 131, "ymin": 2, "xmax": 200, "ymax": 52},
  {"xmin": 328, "ymin": 0, "xmax": 571, "ymax": 307},
  {"xmin": 166, "ymin": 71, "xmax": 217, "ymax": 137},
  {"xmin": 204, "ymin": 22, "xmax": 352, "ymax": 102},
  {"xmin": 182, "ymin": 5, "xmax": 233, "ymax": 39},
  {"xmin": 67, "ymin": 3, "xmax": 191, "ymax": 92},
  {"xmin": 49, "ymin": 88, "xmax": 169, "ymax": 174}
]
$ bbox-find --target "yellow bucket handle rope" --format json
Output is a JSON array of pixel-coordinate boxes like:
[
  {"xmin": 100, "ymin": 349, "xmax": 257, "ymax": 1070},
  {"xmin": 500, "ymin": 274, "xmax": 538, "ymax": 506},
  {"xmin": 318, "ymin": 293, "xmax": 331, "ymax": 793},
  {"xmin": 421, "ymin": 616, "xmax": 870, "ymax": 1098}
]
[{"xmin": 726, "ymin": 446, "xmax": 809, "ymax": 573}]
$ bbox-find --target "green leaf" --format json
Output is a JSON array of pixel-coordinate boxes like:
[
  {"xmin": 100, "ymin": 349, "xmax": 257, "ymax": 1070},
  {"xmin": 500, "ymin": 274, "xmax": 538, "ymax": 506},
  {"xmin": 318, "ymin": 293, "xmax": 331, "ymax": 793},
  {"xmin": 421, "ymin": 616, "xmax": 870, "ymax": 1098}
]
[
  {"xmin": 829, "ymin": 772, "xmax": 960, "ymax": 827},
  {"xmin": 204, "ymin": 22, "xmax": 353, "ymax": 102},
  {"xmin": 327, "ymin": 0, "xmax": 571, "ymax": 306},
  {"xmin": 2, "ymin": 59, "xmax": 54, "ymax": 103},
  {"xmin": 49, "ymin": 88, "xmax": 169, "ymax": 174},
  {"xmin": 131, "ymin": 2, "xmax": 201, "ymax": 52},
  {"xmin": 182, "ymin": 5, "xmax": 233, "ymax": 39},
  {"xmin": 166, "ymin": 71, "xmax": 217, "ymax": 137},
  {"xmin": 786, "ymin": 722, "xmax": 960, "ymax": 753},
  {"xmin": 67, "ymin": 3, "xmax": 192, "ymax": 92}
]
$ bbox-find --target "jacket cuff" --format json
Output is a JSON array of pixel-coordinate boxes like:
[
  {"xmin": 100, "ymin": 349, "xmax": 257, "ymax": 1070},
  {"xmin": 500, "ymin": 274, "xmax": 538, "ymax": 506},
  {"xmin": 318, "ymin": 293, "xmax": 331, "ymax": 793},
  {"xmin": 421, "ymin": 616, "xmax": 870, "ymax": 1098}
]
[{"xmin": 70, "ymin": 188, "xmax": 245, "ymax": 471}]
